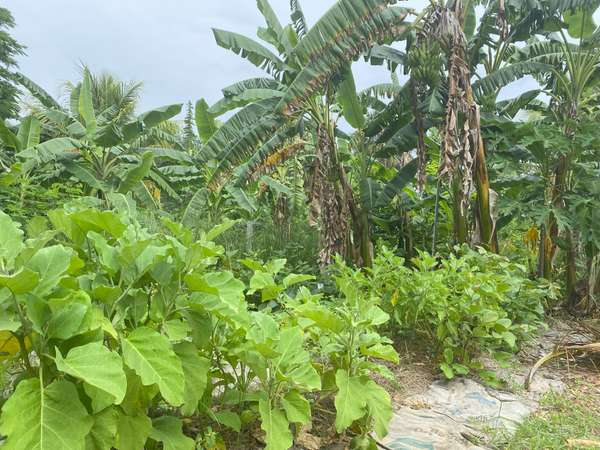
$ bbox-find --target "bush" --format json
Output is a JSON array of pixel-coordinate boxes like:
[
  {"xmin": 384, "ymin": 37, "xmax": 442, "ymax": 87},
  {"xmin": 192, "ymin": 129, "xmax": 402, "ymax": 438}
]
[
  {"xmin": 0, "ymin": 197, "xmax": 394, "ymax": 450},
  {"xmin": 339, "ymin": 246, "xmax": 556, "ymax": 381}
]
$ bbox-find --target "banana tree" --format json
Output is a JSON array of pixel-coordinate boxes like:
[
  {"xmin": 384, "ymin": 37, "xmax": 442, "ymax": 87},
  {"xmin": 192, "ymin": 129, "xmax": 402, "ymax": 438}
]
[
  {"xmin": 191, "ymin": 0, "xmax": 411, "ymax": 268},
  {"xmin": 14, "ymin": 69, "xmax": 183, "ymax": 206}
]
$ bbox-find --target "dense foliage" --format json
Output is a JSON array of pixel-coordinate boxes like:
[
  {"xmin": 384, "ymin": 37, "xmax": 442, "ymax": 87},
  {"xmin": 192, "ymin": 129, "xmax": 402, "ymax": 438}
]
[
  {"xmin": 2, "ymin": 0, "xmax": 600, "ymax": 448},
  {"xmin": 0, "ymin": 199, "xmax": 397, "ymax": 450},
  {"xmin": 342, "ymin": 246, "xmax": 557, "ymax": 381}
]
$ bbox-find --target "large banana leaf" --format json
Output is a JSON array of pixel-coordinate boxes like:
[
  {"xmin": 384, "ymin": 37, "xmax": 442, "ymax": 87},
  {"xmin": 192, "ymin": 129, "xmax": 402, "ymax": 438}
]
[
  {"xmin": 290, "ymin": 0, "xmax": 308, "ymax": 38},
  {"xmin": 182, "ymin": 188, "xmax": 209, "ymax": 227},
  {"xmin": 209, "ymin": 89, "xmax": 285, "ymax": 116},
  {"xmin": 375, "ymin": 158, "xmax": 418, "ymax": 207},
  {"xmin": 121, "ymin": 104, "xmax": 182, "ymax": 143},
  {"xmin": 118, "ymin": 151, "xmax": 155, "ymax": 194},
  {"xmin": 473, "ymin": 62, "xmax": 552, "ymax": 97},
  {"xmin": 212, "ymin": 29, "xmax": 287, "ymax": 76},
  {"xmin": 235, "ymin": 124, "xmax": 298, "ymax": 183},
  {"xmin": 495, "ymin": 89, "xmax": 541, "ymax": 118},
  {"xmin": 79, "ymin": 69, "xmax": 98, "ymax": 136},
  {"xmin": 208, "ymin": 115, "xmax": 281, "ymax": 188},
  {"xmin": 336, "ymin": 66, "xmax": 365, "ymax": 129},
  {"xmin": 18, "ymin": 137, "xmax": 79, "ymax": 167},
  {"xmin": 195, "ymin": 99, "xmax": 218, "ymax": 144},
  {"xmin": 221, "ymin": 78, "xmax": 285, "ymax": 98},
  {"xmin": 279, "ymin": 3, "xmax": 408, "ymax": 114},
  {"xmin": 0, "ymin": 120, "xmax": 21, "ymax": 151},
  {"xmin": 17, "ymin": 117, "xmax": 42, "ymax": 150},
  {"xmin": 364, "ymin": 45, "xmax": 406, "ymax": 71},
  {"xmin": 62, "ymin": 159, "xmax": 109, "ymax": 191},
  {"xmin": 200, "ymin": 98, "xmax": 280, "ymax": 163},
  {"xmin": 14, "ymin": 73, "xmax": 62, "ymax": 110}
]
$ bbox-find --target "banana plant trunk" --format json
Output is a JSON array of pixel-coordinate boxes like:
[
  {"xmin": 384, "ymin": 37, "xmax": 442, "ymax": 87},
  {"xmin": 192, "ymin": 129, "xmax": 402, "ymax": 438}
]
[{"xmin": 311, "ymin": 123, "xmax": 350, "ymax": 269}]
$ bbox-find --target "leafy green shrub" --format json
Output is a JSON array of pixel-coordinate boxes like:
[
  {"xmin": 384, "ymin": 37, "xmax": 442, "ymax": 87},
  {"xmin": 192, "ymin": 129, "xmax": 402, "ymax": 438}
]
[
  {"xmin": 341, "ymin": 246, "xmax": 556, "ymax": 381},
  {"xmin": 0, "ymin": 196, "xmax": 394, "ymax": 450}
]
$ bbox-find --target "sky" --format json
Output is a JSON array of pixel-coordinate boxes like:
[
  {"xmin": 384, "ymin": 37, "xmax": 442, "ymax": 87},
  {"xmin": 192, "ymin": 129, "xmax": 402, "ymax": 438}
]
[{"xmin": 5, "ymin": 0, "xmax": 538, "ymax": 116}]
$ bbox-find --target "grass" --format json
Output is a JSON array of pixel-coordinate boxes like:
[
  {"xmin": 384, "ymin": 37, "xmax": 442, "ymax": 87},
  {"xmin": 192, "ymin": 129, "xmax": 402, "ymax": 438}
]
[{"xmin": 506, "ymin": 389, "xmax": 600, "ymax": 450}]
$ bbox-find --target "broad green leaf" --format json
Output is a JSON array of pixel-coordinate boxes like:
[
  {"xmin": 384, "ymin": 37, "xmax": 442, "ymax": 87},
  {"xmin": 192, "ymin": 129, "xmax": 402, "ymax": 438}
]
[
  {"xmin": 17, "ymin": 115, "xmax": 41, "ymax": 149},
  {"xmin": 0, "ymin": 378, "xmax": 92, "ymax": 450},
  {"xmin": 0, "ymin": 268, "xmax": 39, "ymax": 295},
  {"xmin": 260, "ymin": 175, "xmax": 293, "ymax": 196},
  {"xmin": 118, "ymin": 151, "xmax": 154, "ymax": 194},
  {"xmin": 0, "ymin": 119, "xmax": 21, "ymax": 150},
  {"xmin": 0, "ymin": 210, "xmax": 24, "ymax": 270},
  {"xmin": 70, "ymin": 209, "xmax": 126, "ymax": 238},
  {"xmin": 195, "ymin": 98, "xmax": 217, "ymax": 143},
  {"xmin": 121, "ymin": 327, "xmax": 185, "ymax": 406},
  {"xmin": 116, "ymin": 411, "xmax": 152, "ymax": 450},
  {"xmin": 258, "ymin": 397, "xmax": 293, "ymax": 450},
  {"xmin": 62, "ymin": 161, "xmax": 108, "ymax": 192},
  {"xmin": 119, "ymin": 369, "xmax": 159, "ymax": 416},
  {"xmin": 26, "ymin": 244, "xmax": 73, "ymax": 296},
  {"xmin": 122, "ymin": 104, "xmax": 182, "ymax": 142},
  {"xmin": 213, "ymin": 410, "xmax": 241, "ymax": 432},
  {"xmin": 361, "ymin": 343, "xmax": 399, "ymax": 364},
  {"xmin": 85, "ymin": 407, "xmax": 118, "ymax": 450},
  {"xmin": 564, "ymin": 8, "xmax": 597, "ymax": 39},
  {"xmin": 0, "ymin": 317, "xmax": 20, "ymax": 332},
  {"xmin": 376, "ymin": 159, "xmax": 418, "ymax": 207},
  {"xmin": 55, "ymin": 342, "xmax": 127, "ymax": 405},
  {"xmin": 295, "ymin": 304, "xmax": 346, "ymax": 333},
  {"xmin": 337, "ymin": 65, "xmax": 365, "ymax": 129},
  {"xmin": 282, "ymin": 390, "xmax": 311, "ymax": 425},
  {"xmin": 149, "ymin": 416, "xmax": 195, "ymax": 450},
  {"xmin": 205, "ymin": 218, "xmax": 240, "ymax": 241},
  {"xmin": 79, "ymin": 69, "xmax": 97, "ymax": 136},
  {"xmin": 334, "ymin": 369, "xmax": 367, "ymax": 432},
  {"xmin": 212, "ymin": 28, "xmax": 287, "ymax": 76},
  {"xmin": 364, "ymin": 380, "xmax": 392, "ymax": 438},
  {"xmin": 464, "ymin": 2, "xmax": 476, "ymax": 37},
  {"xmin": 46, "ymin": 302, "xmax": 90, "ymax": 340},
  {"xmin": 173, "ymin": 342, "xmax": 210, "ymax": 416},
  {"xmin": 282, "ymin": 273, "xmax": 315, "ymax": 288}
]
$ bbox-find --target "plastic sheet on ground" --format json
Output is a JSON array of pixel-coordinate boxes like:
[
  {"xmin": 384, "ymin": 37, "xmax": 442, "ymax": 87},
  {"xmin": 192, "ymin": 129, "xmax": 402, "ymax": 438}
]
[{"xmin": 381, "ymin": 377, "xmax": 562, "ymax": 450}]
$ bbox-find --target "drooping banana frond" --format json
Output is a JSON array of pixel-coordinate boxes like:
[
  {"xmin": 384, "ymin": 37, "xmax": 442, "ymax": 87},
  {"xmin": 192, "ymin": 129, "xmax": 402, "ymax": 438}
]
[
  {"xmin": 209, "ymin": 89, "xmax": 285, "ymax": 116},
  {"xmin": 15, "ymin": 73, "xmax": 62, "ymax": 110},
  {"xmin": 279, "ymin": 2, "xmax": 409, "ymax": 114},
  {"xmin": 495, "ymin": 89, "xmax": 541, "ymax": 118},
  {"xmin": 336, "ymin": 66, "xmax": 365, "ymax": 129},
  {"xmin": 135, "ymin": 147, "xmax": 193, "ymax": 163},
  {"xmin": 364, "ymin": 45, "xmax": 407, "ymax": 71},
  {"xmin": 512, "ymin": 40, "xmax": 577, "ymax": 64},
  {"xmin": 117, "ymin": 151, "xmax": 154, "ymax": 194},
  {"xmin": 364, "ymin": 84, "xmax": 411, "ymax": 138},
  {"xmin": 207, "ymin": 114, "xmax": 282, "ymax": 189},
  {"xmin": 212, "ymin": 29, "xmax": 288, "ymax": 77},
  {"xmin": 472, "ymin": 61, "xmax": 552, "ymax": 97},
  {"xmin": 199, "ymin": 98, "xmax": 280, "ymax": 162},
  {"xmin": 195, "ymin": 99, "xmax": 217, "ymax": 144},
  {"xmin": 16, "ymin": 116, "xmax": 41, "ymax": 149},
  {"xmin": 290, "ymin": 0, "xmax": 308, "ymax": 38},
  {"xmin": 360, "ymin": 83, "xmax": 403, "ymax": 100},
  {"xmin": 221, "ymin": 78, "xmax": 285, "ymax": 97},
  {"xmin": 182, "ymin": 187, "xmax": 209, "ymax": 227},
  {"xmin": 235, "ymin": 125, "xmax": 302, "ymax": 183}
]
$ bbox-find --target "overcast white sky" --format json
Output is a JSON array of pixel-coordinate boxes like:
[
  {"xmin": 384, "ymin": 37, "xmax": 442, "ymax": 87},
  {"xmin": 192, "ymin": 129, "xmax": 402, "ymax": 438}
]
[
  {"xmin": 6, "ymin": 0, "xmax": 539, "ymax": 115},
  {"xmin": 5, "ymin": 0, "xmax": 417, "ymax": 112}
]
